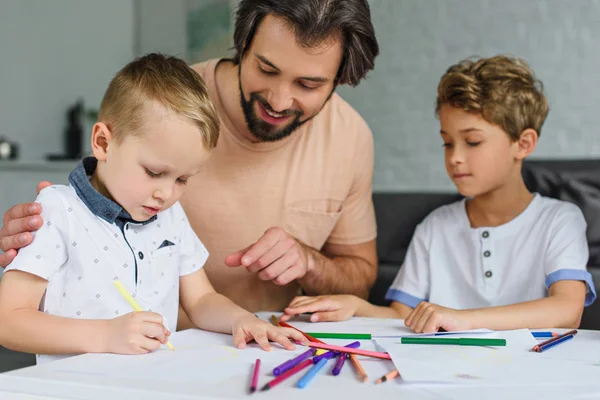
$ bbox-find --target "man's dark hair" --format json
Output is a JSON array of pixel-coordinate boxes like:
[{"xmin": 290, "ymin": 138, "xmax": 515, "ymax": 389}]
[{"xmin": 232, "ymin": 0, "xmax": 379, "ymax": 86}]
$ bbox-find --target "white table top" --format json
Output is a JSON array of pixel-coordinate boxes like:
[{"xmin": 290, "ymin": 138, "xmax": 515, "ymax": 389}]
[{"xmin": 1, "ymin": 315, "xmax": 599, "ymax": 400}]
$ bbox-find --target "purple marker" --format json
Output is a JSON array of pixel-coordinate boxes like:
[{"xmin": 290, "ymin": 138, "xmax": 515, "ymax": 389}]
[
  {"xmin": 272, "ymin": 349, "xmax": 316, "ymax": 376},
  {"xmin": 312, "ymin": 341, "xmax": 360, "ymax": 363},
  {"xmin": 332, "ymin": 353, "xmax": 347, "ymax": 376}
]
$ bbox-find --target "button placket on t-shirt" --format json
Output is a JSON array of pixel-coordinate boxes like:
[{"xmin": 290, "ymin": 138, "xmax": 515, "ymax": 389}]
[{"xmin": 480, "ymin": 228, "xmax": 496, "ymax": 288}]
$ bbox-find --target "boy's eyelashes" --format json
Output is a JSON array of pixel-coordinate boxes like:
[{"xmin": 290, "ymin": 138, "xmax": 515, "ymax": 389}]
[
  {"xmin": 144, "ymin": 168, "xmax": 188, "ymax": 185},
  {"xmin": 145, "ymin": 168, "xmax": 161, "ymax": 178},
  {"xmin": 441, "ymin": 141, "xmax": 482, "ymax": 148}
]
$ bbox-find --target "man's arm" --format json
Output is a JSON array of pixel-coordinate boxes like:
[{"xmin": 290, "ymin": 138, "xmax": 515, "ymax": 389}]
[{"xmin": 299, "ymin": 239, "xmax": 378, "ymax": 299}]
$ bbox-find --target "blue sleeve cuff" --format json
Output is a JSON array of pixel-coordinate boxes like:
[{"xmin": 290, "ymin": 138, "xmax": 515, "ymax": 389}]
[
  {"xmin": 385, "ymin": 288, "xmax": 425, "ymax": 308},
  {"xmin": 546, "ymin": 269, "xmax": 597, "ymax": 306}
]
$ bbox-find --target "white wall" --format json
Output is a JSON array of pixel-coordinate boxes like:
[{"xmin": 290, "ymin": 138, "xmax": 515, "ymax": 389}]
[
  {"xmin": 137, "ymin": 0, "xmax": 188, "ymax": 59},
  {"xmin": 338, "ymin": 0, "xmax": 600, "ymax": 191},
  {"xmin": 0, "ymin": 0, "xmax": 135, "ymax": 162}
]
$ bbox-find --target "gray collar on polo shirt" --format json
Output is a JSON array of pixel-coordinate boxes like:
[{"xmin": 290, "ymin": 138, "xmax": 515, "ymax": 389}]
[{"xmin": 68, "ymin": 157, "xmax": 157, "ymax": 230}]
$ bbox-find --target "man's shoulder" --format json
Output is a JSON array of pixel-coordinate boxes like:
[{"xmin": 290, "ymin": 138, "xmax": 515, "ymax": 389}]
[
  {"xmin": 189, "ymin": 58, "xmax": 220, "ymax": 79},
  {"xmin": 304, "ymin": 92, "xmax": 373, "ymax": 150},
  {"xmin": 327, "ymin": 93, "xmax": 371, "ymax": 133}
]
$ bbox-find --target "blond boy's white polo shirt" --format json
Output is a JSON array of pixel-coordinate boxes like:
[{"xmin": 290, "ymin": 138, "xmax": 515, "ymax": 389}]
[
  {"xmin": 386, "ymin": 194, "xmax": 596, "ymax": 310},
  {"xmin": 5, "ymin": 160, "xmax": 208, "ymax": 363}
]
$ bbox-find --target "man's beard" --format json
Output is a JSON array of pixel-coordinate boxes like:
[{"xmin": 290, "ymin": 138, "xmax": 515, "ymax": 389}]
[{"xmin": 239, "ymin": 86, "xmax": 306, "ymax": 143}]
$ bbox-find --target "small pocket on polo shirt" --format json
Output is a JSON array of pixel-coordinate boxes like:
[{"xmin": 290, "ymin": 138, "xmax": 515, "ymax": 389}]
[
  {"xmin": 283, "ymin": 199, "xmax": 343, "ymax": 250},
  {"xmin": 151, "ymin": 245, "xmax": 180, "ymax": 259}
]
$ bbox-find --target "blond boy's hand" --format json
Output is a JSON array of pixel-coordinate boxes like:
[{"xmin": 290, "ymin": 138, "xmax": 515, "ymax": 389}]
[
  {"xmin": 281, "ymin": 295, "xmax": 361, "ymax": 322},
  {"xmin": 404, "ymin": 302, "xmax": 471, "ymax": 333},
  {"xmin": 231, "ymin": 315, "xmax": 308, "ymax": 351},
  {"xmin": 105, "ymin": 311, "xmax": 170, "ymax": 354}
]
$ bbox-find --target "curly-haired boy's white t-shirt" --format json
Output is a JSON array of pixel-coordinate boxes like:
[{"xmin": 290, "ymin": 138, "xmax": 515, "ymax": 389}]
[
  {"xmin": 5, "ymin": 185, "xmax": 208, "ymax": 364},
  {"xmin": 386, "ymin": 194, "xmax": 596, "ymax": 309}
]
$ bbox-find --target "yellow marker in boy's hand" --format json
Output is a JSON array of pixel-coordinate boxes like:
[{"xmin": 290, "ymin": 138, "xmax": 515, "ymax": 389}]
[{"xmin": 113, "ymin": 280, "xmax": 175, "ymax": 351}]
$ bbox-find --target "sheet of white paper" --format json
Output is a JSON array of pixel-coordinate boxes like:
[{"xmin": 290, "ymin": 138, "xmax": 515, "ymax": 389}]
[
  {"xmin": 376, "ymin": 329, "xmax": 600, "ymax": 386},
  {"xmin": 44, "ymin": 329, "xmax": 297, "ymax": 384}
]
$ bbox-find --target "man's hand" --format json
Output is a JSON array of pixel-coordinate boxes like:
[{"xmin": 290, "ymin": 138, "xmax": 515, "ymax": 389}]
[
  {"xmin": 404, "ymin": 302, "xmax": 472, "ymax": 333},
  {"xmin": 0, "ymin": 181, "xmax": 52, "ymax": 268},
  {"xmin": 225, "ymin": 227, "xmax": 310, "ymax": 286},
  {"xmin": 281, "ymin": 295, "xmax": 362, "ymax": 322}
]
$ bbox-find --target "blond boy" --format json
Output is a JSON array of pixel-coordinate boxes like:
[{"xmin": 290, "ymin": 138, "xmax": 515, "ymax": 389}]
[{"xmin": 0, "ymin": 53, "xmax": 305, "ymax": 362}]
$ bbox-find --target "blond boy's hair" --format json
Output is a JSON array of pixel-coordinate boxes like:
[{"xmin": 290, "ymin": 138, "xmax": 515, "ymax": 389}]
[
  {"xmin": 436, "ymin": 55, "xmax": 549, "ymax": 141},
  {"xmin": 98, "ymin": 53, "xmax": 219, "ymax": 149}
]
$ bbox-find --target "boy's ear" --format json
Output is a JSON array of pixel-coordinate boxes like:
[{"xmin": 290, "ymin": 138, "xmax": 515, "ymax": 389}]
[
  {"xmin": 515, "ymin": 128, "xmax": 538, "ymax": 160},
  {"xmin": 91, "ymin": 122, "xmax": 114, "ymax": 161}
]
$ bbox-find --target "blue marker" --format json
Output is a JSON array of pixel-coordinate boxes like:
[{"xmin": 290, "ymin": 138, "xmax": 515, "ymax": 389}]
[
  {"xmin": 297, "ymin": 358, "xmax": 328, "ymax": 389},
  {"xmin": 536, "ymin": 334, "xmax": 574, "ymax": 352},
  {"xmin": 531, "ymin": 331, "xmax": 557, "ymax": 339}
]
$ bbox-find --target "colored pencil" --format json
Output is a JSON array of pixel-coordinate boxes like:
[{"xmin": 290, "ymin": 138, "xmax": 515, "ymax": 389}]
[
  {"xmin": 535, "ymin": 334, "xmax": 575, "ymax": 353},
  {"xmin": 400, "ymin": 337, "xmax": 506, "ymax": 346},
  {"xmin": 349, "ymin": 354, "xmax": 368, "ymax": 382},
  {"xmin": 531, "ymin": 331, "xmax": 558, "ymax": 339},
  {"xmin": 272, "ymin": 349, "xmax": 315, "ymax": 376},
  {"xmin": 312, "ymin": 341, "xmax": 360, "ymax": 362},
  {"xmin": 332, "ymin": 353, "xmax": 347, "ymax": 376},
  {"xmin": 113, "ymin": 280, "xmax": 174, "ymax": 351},
  {"xmin": 305, "ymin": 332, "xmax": 372, "ymax": 340},
  {"xmin": 261, "ymin": 358, "xmax": 314, "ymax": 391},
  {"xmin": 376, "ymin": 369, "xmax": 400, "ymax": 384},
  {"xmin": 306, "ymin": 342, "xmax": 392, "ymax": 360},
  {"xmin": 532, "ymin": 329, "xmax": 577, "ymax": 352},
  {"xmin": 250, "ymin": 359, "xmax": 261, "ymax": 393},
  {"xmin": 297, "ymin": 358, "xmax": 328, "ymax": 389}
]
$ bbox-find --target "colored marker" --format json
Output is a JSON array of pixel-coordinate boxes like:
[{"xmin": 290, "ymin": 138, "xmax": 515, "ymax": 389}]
[
  {"xmin": 261, "ymin": 359, "xmax": 313, "ymax": 391},
  {"xmin": 535, "ymin": 333, "xmax": 575, "ymax": 353},
  {"xmin": 332, "ymin": 353, "xmax": 347, "ymax": 376},
  {"xmin": 376, "ymin": 369, "xmax": 400, "ymax": 384},
  {"xmin": 531, "ymin": 331, "xmax": 558, "ymax": 339},
  {"xmin": 313, "ymin": 341, "xmax": 360, "ymax": 363},
  {"xmin": 305, "ymin": 332, "xmax": 372, "ymax": 340},
  {"xmin": 306, "ymin": 342, "xmax": 392, "ymax": 360},
  {"xmin": 250, "ymin": 359, "xmax": 261, "ymax": 393},
  {"xmin": 113, "ymin": 280, "xmax": 174, "ymax": 351},
  {"xmin": 297, "ymin": 358, "xmax": 328, "ymax": 389},
  {"xmin": 272, "ymin": 349, "xmax": 315, "ymax": 376},
  {"xmin": 349, "ymin": 354, "xmax": 368, "ymax": 382},
  {"xmin": 400, "ymin": 337, "xmax": 506, "ymax": 346},
  {"xmin": 532, "ymin": 329, "xmax": 577, "ymax": 352},
  {"xmin": 278, "ymin": 320, "xmax": 327, "ymax": 355}
]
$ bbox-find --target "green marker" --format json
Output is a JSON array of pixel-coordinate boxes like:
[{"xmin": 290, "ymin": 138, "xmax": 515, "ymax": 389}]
[
  {"xmin": 305, "ymin": 332, "xmax": 372, "ymax": 340},
  {"xmin": 400, "ymin": 337, "xmax": 506, "ymax": 346}
]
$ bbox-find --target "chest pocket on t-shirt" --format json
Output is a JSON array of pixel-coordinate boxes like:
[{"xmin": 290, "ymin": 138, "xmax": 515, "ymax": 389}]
[
  {"xmin": 150, "ymin": 244, "xmax": 180, "ymax": 278},
  {"xmin": 283, "ymin": 199, "xmax": 343, "ymax": 250}
]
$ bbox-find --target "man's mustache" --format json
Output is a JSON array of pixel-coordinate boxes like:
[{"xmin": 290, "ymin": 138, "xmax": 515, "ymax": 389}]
[{"xmin": 252, "ymin": 93, "xmax": 302, "ymax": 118}]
